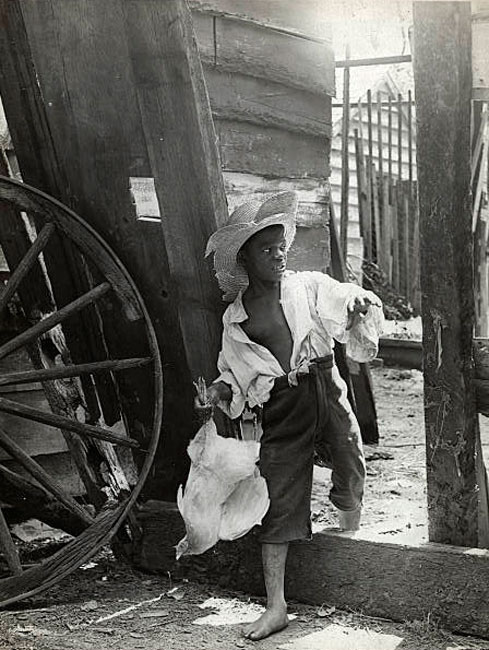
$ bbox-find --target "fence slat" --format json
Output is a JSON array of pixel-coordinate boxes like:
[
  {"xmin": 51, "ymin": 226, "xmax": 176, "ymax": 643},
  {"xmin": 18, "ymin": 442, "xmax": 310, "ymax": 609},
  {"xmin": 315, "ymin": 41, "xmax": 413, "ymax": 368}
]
[
  {"xmin": 391, "ymin": 179, "xmax": 400, "ymax": 291},
  {"xmin": 354, "ymin": 128, "xmax": 372, "ymax": 259},
  {"xmin": 340, "ymin": 46, "xmax": 351, "ymax": 258},
  {"xmin": 397, "ymin": 93, "xmax": 403, "ymax": 181}
]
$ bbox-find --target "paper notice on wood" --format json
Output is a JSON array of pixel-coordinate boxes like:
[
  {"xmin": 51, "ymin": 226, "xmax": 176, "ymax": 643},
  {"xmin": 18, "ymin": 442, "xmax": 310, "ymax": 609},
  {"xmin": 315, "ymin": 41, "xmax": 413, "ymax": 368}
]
[
  {"xmin": 473, "ymin": 18, "xmax": 489, "ymax": 100},
  {"xmin": 129, "ymin": 177, "xmax": 161, "ymax": 222}
]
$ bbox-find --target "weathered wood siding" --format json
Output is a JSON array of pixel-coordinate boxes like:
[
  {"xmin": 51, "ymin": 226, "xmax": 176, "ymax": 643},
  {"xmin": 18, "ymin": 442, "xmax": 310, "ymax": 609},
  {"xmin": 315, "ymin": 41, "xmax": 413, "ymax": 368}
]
[{"xmin": 190, "ymin": 0, "xmax": 334, "ymax": 272}]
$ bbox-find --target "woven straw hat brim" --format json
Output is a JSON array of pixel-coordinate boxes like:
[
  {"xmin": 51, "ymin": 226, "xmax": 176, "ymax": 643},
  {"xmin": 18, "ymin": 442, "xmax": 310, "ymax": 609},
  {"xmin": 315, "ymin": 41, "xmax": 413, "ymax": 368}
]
[{"xmin": 206, "ymin": 191, "xmax": 298, "ymax": 302}]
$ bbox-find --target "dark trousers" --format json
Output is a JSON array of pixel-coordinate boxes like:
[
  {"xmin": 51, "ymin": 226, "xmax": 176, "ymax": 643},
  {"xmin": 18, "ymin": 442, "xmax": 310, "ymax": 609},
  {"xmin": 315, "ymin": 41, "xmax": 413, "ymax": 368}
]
[{"xmin": 257, "ymin": 356, "xmax": 366, "ymax": 543}]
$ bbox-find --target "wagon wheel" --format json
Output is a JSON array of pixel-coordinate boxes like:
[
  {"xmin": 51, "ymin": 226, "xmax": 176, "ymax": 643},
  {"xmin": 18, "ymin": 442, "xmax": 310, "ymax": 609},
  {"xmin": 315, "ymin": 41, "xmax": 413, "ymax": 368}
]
[{"xmin": 0, "ymin": 175, "xmax": 163, "ymax": 607}]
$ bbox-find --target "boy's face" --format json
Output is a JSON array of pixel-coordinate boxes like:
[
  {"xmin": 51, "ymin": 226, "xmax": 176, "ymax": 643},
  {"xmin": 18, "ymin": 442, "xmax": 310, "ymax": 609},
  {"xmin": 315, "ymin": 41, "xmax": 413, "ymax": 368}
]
[{"xmin": 239, "ymin": 225, "xmax": 287, "ymax": 284}]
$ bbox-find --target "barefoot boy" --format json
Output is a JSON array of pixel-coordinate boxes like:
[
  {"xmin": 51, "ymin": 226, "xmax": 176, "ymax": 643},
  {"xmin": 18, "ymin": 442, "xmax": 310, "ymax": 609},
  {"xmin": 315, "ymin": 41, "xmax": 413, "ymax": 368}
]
[{"xmin": 199, "ymin": 192, "xmax": 383, "ymax": 640}]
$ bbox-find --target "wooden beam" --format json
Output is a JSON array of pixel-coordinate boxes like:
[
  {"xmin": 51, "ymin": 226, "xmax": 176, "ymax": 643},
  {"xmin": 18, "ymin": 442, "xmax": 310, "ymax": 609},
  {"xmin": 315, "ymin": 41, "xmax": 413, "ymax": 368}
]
[
  {"xmin": 413, "ymin": 1, "xmax": 478, "ymax": 546},
  {"xmin": 0, "ymin": 427, "xmax": 94, "ymax": 526},
  {"xmin": 0, "ymin": 396, "xmax": 140, "ymax": 449},
  {"xmin": 0, "ymin": 507, "xmax": 22, "ymax": 575},
  {"xmin": 136, "ymin": 502, "xmax": 489, "ymax": 638},
  {"xmin": 340, "ymin": 46, "xmax": 350, "ymax": 258},
  {"xmin": 335, "ymin": 54, "xmax": 412, "ymax": 68},
  {"xmin": 0, "ymin": 0, "xmax": 229, "ymax": 498},
  {"xmin": 0, "ymin": 464, "xmax": 89, "ymax": 536}
]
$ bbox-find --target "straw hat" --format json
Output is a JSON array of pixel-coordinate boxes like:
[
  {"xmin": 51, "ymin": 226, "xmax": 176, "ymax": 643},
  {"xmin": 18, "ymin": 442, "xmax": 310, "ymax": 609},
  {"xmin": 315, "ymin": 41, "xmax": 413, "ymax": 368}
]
[{"xmin": 206, "ymin": 191, "xmax": 298, "ymax": 302}]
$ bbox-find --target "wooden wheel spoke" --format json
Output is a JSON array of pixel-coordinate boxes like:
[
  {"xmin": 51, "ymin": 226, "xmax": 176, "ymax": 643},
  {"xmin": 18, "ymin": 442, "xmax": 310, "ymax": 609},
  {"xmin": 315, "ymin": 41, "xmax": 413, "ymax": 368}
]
[
  {"xmin": 0, "ymin": 397, "xmax": 141, "ymax": 449},
  {"xmin": 0, "ymin": 507, "xmax": 22, "ymax": 576},
  {"xmin": 0, "ymin": 222, "xmax": 56, "ymax": 314},
  {"xmin": 0, "ymin": 357, "xmax": 153, "ymax": 387},
  {"xmin": 0, "ymin": 282, "xmax": 111, "ymax": 361},
  {"xmin": 0, "ymin": 428, "xmax": 93, "ymax": 527}
]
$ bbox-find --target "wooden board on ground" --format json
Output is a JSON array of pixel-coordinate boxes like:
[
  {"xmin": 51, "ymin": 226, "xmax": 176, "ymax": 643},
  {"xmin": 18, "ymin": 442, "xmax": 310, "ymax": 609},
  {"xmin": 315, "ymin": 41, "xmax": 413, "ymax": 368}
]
[{"xmin": 135, "ymin": 501, "xmax": 489, "ymax": 638}]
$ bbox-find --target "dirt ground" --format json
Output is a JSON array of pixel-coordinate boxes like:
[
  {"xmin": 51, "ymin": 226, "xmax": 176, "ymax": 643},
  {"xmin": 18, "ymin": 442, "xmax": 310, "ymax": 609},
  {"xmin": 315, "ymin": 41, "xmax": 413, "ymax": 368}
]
[{"xmin": 2, "ymin": 362, "xmax": 489, "ymax": 650}]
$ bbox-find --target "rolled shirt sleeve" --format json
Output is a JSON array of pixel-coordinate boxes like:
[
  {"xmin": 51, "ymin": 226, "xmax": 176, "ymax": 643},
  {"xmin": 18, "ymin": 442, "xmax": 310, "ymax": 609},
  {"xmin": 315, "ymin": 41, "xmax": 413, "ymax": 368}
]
[{"xmin": 310, "ymin": 272, "xmax": 384, "ymax": 362}]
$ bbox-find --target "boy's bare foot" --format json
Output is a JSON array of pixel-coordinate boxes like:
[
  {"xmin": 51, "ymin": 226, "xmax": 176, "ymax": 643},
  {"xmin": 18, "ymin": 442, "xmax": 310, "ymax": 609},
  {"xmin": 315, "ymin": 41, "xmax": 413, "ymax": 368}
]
[
  {"xmin": 338, "ymin": 507, "xmax": 361, "ymax": 531},
  {"xmin": 242, "ymin": 605, "xmax": 289, "ymax": 641}
]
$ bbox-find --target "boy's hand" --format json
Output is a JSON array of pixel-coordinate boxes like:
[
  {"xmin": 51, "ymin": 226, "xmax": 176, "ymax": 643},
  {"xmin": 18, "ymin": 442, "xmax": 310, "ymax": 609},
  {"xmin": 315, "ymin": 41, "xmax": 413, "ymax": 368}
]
[
  {"xmin": 193, "ymin": 381, "xmax": 232, "ymax": 412},
  {"xmin": 346, "ymin": 291, "xmax": 381, "ymax": 330}
]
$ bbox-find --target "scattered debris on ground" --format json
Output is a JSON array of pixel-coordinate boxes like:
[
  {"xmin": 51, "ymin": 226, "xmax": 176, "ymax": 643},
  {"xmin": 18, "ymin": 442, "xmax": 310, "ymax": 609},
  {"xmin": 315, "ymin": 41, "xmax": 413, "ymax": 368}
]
[{"xmin": 2, "ymin": 365, "xmax": 489, "ymax": 649}]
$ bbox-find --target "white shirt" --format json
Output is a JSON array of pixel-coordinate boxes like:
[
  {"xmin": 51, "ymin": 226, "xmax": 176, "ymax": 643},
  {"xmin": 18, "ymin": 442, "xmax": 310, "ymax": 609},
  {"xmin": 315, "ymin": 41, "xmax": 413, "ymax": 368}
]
[{"xmin": 215, "ymin": 271, "xmax": 384, "ymax": 419}]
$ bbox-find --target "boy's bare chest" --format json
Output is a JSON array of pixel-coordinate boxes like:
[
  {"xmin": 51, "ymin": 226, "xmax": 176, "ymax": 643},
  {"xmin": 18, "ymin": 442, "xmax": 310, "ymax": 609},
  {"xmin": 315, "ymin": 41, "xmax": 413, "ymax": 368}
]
[{"xmin": 241, "ymin": 297, "xmax": 293, "ymax": 369}]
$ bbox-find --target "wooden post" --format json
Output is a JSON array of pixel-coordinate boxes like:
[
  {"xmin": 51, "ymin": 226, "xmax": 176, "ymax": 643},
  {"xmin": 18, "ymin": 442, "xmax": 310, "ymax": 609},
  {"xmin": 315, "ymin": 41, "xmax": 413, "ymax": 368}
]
[
  {"xmin": 367, "ymin": 90, "xmax": 376, "ymax": 261},
  {"xmin": 413, "ymin": 1, "xmax": 478, "ymax": 546},
  {"xmin": 357, "ymin": 100, "xmax": 372, "ymax": 260},
  {"xmin": 391, "ymin": 179, "xmax": 400, "ymax": 291},
  {"xmin": 388, "ymin": 95, "xmax": 393, "ymax": 184},
  {"xmin": 354, "ymin": 128, "xmax": 371, "ymax": 260},
  {"xmin": 340, "ymin": 45, "xmax": 350, "ymax": 258},
  {"xmin": 397, "ymin": 93, "xmax": 403, "ymax": 181},
  {"xmin": 0, "ymin": 508, "xmax": 22, "ymax": 576},
  {"xmin": 0, "ymin": 0, "xmax": 229, "ymax": 498},
  {"xmin": 376, "ymin": 91, "xmax": 386, "ymax": 273}
]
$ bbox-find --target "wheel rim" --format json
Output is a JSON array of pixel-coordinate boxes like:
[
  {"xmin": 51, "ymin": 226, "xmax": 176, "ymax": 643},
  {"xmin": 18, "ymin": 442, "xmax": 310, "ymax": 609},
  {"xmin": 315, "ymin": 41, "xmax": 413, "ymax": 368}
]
[{"xmin": 0, "ymin": 175, "xmax": 163, "ymax": 607}]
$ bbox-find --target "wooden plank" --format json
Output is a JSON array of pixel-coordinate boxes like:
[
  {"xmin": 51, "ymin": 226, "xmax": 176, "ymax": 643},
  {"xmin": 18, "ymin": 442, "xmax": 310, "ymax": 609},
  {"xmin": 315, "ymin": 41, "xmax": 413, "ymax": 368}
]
[
  {"xmin": 203, "ymin": 68, "xmax": 332, "ymax": 137},
  {"xmin": 0, "ymin": 157, "xmax": 123, "ymax": 504},
  {"xmin": 413, "ymin": 1, "xmax": 478, "ymax": 546},
  {"xmin": 354, "ymin": 128, "xmax": 371, "ymax": 259},
  {"xmin": 0, "ymin": 388, "xmax": 67, "ymax": 461},
  {"xmin": 408, "ymin": 89, "xmax": 413, "ymax": 188},
  {"xmin": 216, "ymin": 120, "xmax": 330, "ymax": 179},
  {"xmin": 0, "ymin": 507, "xmax": 22, "ymax": 575},
  {"xmin": 136, "ymin": 503, "xmax": 489, "ymax": 638},
  {"xmin": 377, "ymin": 91, "xmax": 386, "ymax": 272},
  {"xmin": 0, "ymin": 2, "xmax": 133, "ymax": 501},
  {"xmin": 382, "ymin": 175, "xmax": 392, "ymax": 283},
  {"xmin": 410, "ymin": 183, "xmax": 421, "ymax": 313},
  {"xmin": 403, "ymin": 183, "xmax": 411, "ymax": 301},
  {"xmin": 391, "ymin": 180, "xmax": 400, "ymax": 291},
  {"xmin": 2, "ymin": 0, "xmax": 229, "ymax": 499},
  {"xmin": 189, "ymin": 0, "xmax": 332, "ymax": 41},
  {"xmin": 396, "ymin": 182, "xmax": 407, "ymax": 297},
  {"xmin": 476, "ymin": 428, "xmax": 489, "ymax": 548},
  {"xmin": 0, "ymin": 222, "xmax": 55, "ymax": 313},
  {"xmin": 475, "ymin": 137, "xmax": 488, "ymax": 232},
  {"xmin": 212, "ymin": 16, "xmax": 334, "ymax": 96},
  {"xmin": 0, "ymin": 464, "xmax": 88, "ymax": 535},
  {"xmin": 371, "ymin": 165, "xmax": 381, "ymax": 266},
  {"xmin": 0, "ymin": 283, "xmax": 111, "ymax": 361},
  {"xmin": 388, "ymin": 96, "xmax": 393, "ymax": 183},
  {"xmin": 335, "ymin": 54, "xmax": 412, "ymax": 68},
  {"xmin": 471, "ymin": 105, "xmax": 488, "ymax": 187},
  {"xmin": 3, "ymin": 451, "xmax": 84, "ymax": 497},
  {"xmin": 0, "ymin": 396, "xmax": 140, "ymax": 449},
  {"xmin": 287, "ymin": 226, "xmax": 330, "ymax": 275},
  {"xmin": 397, "ymin": 93, "xmax": 403, "ymax": 180},
  {"xmin": 222, "ymin": 173, "xmax": 330, "ymax": 228},
  {"xmin": 0, "ymin": 427, "xmax": 93, "ymax": 526},
  {"xmin": 340, "ymin": 48, "xmax": 350, "ymax": 258},
  {"xmin": 0, "ymin": 358, "xmax": 152, "ymax": 387}
]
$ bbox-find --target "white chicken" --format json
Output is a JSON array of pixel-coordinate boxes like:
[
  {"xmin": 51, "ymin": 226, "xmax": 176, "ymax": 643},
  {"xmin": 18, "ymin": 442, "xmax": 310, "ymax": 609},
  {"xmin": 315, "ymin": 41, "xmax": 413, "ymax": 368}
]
[{"xmin": 176, "ymin": 418, "xmax": 269, "ymax": 560}]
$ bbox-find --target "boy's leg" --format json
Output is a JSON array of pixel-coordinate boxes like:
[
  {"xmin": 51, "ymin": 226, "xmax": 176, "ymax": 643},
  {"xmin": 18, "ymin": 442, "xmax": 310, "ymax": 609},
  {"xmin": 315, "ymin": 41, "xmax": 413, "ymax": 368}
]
[
  {"xmin": 243, "ymin": 542, "xmax": 289, "ymax": 641},
  {"xmin": 322, "ymin": 366, "xmax": 366, "ymax": 526}
]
